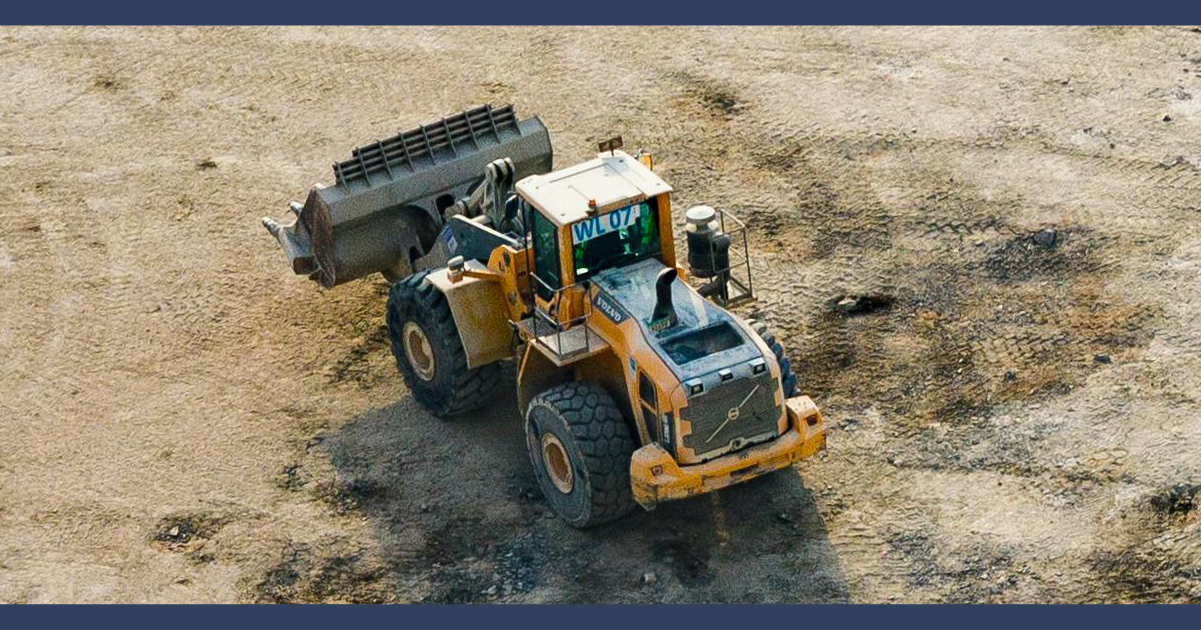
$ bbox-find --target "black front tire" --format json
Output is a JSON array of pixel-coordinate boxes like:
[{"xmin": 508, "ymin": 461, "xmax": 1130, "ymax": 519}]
[
  {"xmin": 385, "ymin": 270, "xmax": 502, "ymax": 418},
  {"xmin": 752, "ymin": 321, "xmax": 799, "ymax": 398},
  {"xmin": 525, "ymin": 381, "xmax": 637, "ymax": 528}
]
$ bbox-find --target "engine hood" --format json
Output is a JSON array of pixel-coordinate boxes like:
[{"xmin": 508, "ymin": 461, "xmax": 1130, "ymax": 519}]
[{"xmin": 590, "ymin": 258, "xmax": 762, "ymax": 382}]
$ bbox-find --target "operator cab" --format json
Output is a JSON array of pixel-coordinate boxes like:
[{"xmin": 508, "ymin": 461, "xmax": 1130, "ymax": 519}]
[{"xmin": 516, "ymin": 149, "xmax": 676, "ymax": 306}]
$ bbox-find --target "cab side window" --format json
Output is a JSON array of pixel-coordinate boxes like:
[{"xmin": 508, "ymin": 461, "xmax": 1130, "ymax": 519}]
[{"xmin": 528, "ymin": 205, "xmax": 561, "ymax": 301}]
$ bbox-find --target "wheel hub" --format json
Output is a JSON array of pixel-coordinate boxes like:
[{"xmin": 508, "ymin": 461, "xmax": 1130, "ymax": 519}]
[
  {"xmin": 401, "ymin": 321, "xmax": 435, "ymax": 381},
  {"xmin": 540, "ymin": 432, "xmax": 574, "ymax": 494}
]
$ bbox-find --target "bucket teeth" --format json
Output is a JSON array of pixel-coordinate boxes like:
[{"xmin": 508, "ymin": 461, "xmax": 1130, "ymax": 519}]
[{"xmin": 261, "ymin": 217, "xmax": 281, "ymax": 236}]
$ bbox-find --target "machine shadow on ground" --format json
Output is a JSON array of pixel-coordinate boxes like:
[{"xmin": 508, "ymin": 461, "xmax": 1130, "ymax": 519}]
[{"xmin": 322, "ymin": 378, "xmax": 848, "ymax": 603}]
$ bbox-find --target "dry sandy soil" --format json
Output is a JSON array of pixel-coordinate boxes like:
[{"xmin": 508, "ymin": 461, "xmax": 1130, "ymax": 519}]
[{"xmin": 1, "ymin": 26, "xmax": 1200, "ymax": 603}]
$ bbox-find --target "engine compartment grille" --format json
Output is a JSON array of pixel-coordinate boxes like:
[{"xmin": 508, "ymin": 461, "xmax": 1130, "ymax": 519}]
[{"xmin": 679, "ymin": 371, "xmax": 780, "ymax": 461}]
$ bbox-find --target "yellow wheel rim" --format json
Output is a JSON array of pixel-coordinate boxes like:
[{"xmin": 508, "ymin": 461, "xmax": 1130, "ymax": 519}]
[
  {"xmin": 402, "ymin": 321, "xmax": 435, "ymax": 381},
  {"xmin": 540, "ymin": 432, "xmax": 574, "ymax": 494}
]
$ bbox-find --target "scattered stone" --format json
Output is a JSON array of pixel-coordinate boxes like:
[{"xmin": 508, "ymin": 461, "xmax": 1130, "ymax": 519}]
[
  {"xmin": 642, "ymin": 571, "xmax": 658, "ymax": 586},
  {"xmin": 418, "ymin": 502, "xmax": 429, "ymax": 512},
  {"xmin": 831, "ymin": 293, "xmax": 896, "ymax": 316},
  {"xmin": 1094, "ymin": 353, "xmax": 1111, "ymax": 364},
  {"xmin": 1163, "ymin": 114, "xmax": 1173, "ymax": 122},
  {"xmin": 1004, "ymin": 370, "xmax": 1017, "ymax": 382},
  {"xmin": 835, "ymin": 296, "xmax": 858, "ymax": 313},
  {"xmin": 776, "ymin": 512, "xmax": 793, "ymax": 524},
  {"xmin": 1032, "ymin": 228, "xmax": 1058, "ymax": 249},
  {"xmin": 484, "ymin": 585, "xmax": 498, "ymax": 596},
  {"xmin": 196, "ymin": 159, "xmax": 217, "ymax": 170}
]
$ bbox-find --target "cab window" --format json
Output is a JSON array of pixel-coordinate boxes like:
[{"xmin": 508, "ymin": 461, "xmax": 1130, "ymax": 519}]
[
  {"xmin": 527, "ymin": 204, "xmax": 561, "ymax": 301},
  {"xmin": 570, "ymin": 197, "xmax": 661, "ymax": 282}
]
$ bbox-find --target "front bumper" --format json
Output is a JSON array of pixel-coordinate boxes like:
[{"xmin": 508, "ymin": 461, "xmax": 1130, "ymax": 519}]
[{"xmin": 629, "ymin": 395, "xmax": 827, "ymax": 509}]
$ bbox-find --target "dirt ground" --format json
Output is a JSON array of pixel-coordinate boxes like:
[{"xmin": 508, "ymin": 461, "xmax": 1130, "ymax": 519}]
[{"xmin": 1, "ymin": 25, "xmax": 1200, "ymax": 604}]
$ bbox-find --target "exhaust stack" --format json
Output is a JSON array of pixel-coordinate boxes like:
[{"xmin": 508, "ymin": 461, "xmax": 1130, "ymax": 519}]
[{"xmin": 649, "ymin": 267, "xmax": 679, "ymax": 332}]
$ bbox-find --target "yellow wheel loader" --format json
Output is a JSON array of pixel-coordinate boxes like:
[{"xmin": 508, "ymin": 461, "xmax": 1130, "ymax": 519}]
[{"xmin": 263, "ymin": 105, "xmax": 827, "ymax": 527}]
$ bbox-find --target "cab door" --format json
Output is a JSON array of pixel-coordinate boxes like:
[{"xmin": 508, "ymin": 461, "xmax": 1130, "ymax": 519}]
[{"xmin": 526, "ymin": 201, "xmax": 562, "ymax": 304}]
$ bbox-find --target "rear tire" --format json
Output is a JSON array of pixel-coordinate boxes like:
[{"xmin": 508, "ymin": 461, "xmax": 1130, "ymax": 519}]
[
  {"xmin": 751, "ymin": 321, "xmax": 799, "ymax": 398},
  {"xmin": 525, "ymin": 381, "xmax": 636, "ymax": 528},
  {"xmin": 386, "ymin": 270, "xmax": 502, "ymax": 418}
]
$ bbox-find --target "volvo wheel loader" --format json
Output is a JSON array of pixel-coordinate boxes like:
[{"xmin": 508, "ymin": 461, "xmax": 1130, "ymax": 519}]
[{"xmin": 263, "ymin": 105, "xmax": 827, "ymax": 527}]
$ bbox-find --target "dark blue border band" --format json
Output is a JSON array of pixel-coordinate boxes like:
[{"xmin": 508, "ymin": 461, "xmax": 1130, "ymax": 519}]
[{"xmin": 6, "ymin": 1, "xmax": 1201, "ymax": 25}]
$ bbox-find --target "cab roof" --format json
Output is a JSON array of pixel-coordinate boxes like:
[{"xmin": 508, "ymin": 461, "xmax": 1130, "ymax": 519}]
[{"xmin": 515, "ymin": 150, "xmax": 673, "ymax": 227}]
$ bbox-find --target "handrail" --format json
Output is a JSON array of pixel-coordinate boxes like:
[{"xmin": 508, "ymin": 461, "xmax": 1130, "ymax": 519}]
[{"xmin": 526, "ymin": 273, "xmax": 597, "ymax": 361}]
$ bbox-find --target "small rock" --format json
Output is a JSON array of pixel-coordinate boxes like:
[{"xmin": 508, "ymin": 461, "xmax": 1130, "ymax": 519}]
[
  {"xmin": 642, "ymin": 571, "xmax": 658, "ymax": 586},
  {"xmin": 1032, "ymin": 228, "xmax": 1058, "ymax": 248},
  {"xmin": 1094, "ymin": 353, "xmax": 1111, "ymax": 364},
  {"xmin": 1004, "ymin": 370, "xmax": 1017, "ymax": 382},
  {"xmin": 776, "ymin": 512, "xmax": 793, "ymax": 523},
  {"xmin": 835, "ymin": 296, "xmax": 859, "ymax": 313},
  {"xmin": 419, "ymin": 502, "xmax": 429, "ymax": 512},
  {"xmin": 1163, "ymin": 114, "xmax": 1173, "ymax": 122},
  {"xmin": 485, "ymin": 585, "xmax": 498, "ymax": 596},
  {"xmin": 168, "ymin": 526, "xmax": 180, "ymax": 537}
]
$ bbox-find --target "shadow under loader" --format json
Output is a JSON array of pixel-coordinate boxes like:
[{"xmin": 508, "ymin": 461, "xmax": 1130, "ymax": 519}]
[{"xmin": 321, "ymin": 393, "xmax": 848, "ymax": 603}]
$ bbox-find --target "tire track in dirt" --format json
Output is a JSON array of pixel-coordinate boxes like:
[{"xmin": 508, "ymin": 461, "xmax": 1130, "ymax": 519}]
[{"xmin": 3, "ymin": 26, "xmax": 1199, "ymax": 603}]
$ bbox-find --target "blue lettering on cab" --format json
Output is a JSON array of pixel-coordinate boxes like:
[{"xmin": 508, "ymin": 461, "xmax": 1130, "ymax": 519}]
[{"xmin": 571, "ymin": 203, "xmax": 642, "ymax": 244}]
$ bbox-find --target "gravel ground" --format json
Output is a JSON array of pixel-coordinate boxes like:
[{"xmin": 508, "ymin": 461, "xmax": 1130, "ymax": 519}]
[{"xmin": 1, "ymin": 26, "xmax": 1199, "ymax": 603}]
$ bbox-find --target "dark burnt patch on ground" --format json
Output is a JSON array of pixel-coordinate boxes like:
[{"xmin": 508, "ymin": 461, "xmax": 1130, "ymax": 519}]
[
  {"xmin": 651, "ymin": 536, "xmax": 715, "ymax": 587},
  {"xmin": 326, "ymin": 323, "xmax": 390, "ymax": 388},
  {"xmin": 250, "ymin": 539, "xmax": 394, "ymax": 604},
  {"xmin": 1151, "ymin": 483, "xmax": 1200, "ymax": 519},
  {"xmin": 983, "ymin": 228, "xmax": 1112, "ymax": 283},
  {"xmin": 310, "ymin": 476, "xmax": 389, "ymax": 516},
  {"xmin": 884, "ymin": 529, "xmax": 1025, "ymax": 602},
  {"xmin": 150, "ymin": 510, "xmax": 230, "ymax": 565},
  {"xmin": 790, "ymin": 212, "xmax": 1161, "ymax": 429},
  {"xmin": 414, "ymin": 519, "xmax": 546, "ymax": 603},
  {"xmin": 1081, "ymin": 480, "xmax": 1200, "ymax": 603},
  {"xmin": 670, "ymin": 71, "xmax": 745, "ymax": 121},
  {"xmin": 152, "ymin": 511, "xmax": 227, "ymax": 550}
]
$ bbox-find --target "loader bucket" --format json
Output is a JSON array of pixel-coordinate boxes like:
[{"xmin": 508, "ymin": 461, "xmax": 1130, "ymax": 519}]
[{"xmin": 262, "ymin": 104, "xmax": 552, "ymax": 287}]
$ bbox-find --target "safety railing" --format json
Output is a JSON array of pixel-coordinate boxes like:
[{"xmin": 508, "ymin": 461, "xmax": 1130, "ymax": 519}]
[{"xmin": 526, "ymin": 273, "xmax": 600, "ymax": 362}]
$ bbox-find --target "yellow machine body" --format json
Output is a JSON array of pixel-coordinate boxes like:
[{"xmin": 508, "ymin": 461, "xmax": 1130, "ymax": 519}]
[{"xmin": 435, "ymin": 150, "xmax": 827, "ymax": 510}]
